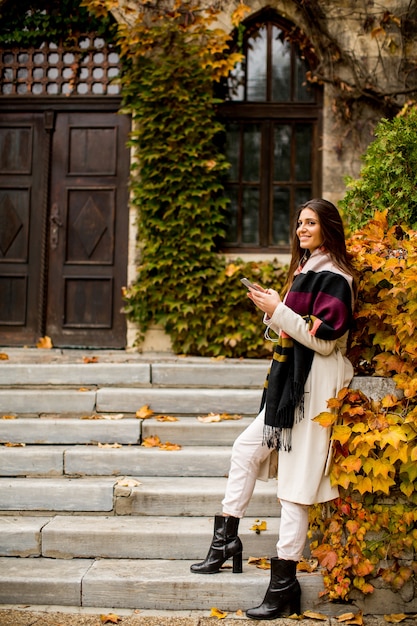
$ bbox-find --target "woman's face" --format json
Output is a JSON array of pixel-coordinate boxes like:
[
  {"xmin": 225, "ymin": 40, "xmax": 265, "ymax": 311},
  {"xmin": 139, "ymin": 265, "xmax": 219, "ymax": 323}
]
[{"xmin": 296, "ymin": 208, "xmax": 322, "ymax": 252}]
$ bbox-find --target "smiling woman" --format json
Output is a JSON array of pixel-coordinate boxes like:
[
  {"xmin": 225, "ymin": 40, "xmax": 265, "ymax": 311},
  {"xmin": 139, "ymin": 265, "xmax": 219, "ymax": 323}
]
[{"xmin": 191, "ymin": 198, "xmax": 357, "ymax": 621}]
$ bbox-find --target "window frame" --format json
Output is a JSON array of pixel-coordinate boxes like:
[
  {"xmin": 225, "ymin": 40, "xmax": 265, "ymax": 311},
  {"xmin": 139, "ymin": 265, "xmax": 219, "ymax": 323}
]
[{"xmin": 217, "ymin": 13, "xmax": 323, "ymax": 254}]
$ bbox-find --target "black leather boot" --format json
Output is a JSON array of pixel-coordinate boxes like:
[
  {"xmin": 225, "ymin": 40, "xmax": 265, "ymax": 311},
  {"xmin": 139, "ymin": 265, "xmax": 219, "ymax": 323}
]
[
  {"xmin": 190, "ymin": 515, "xmax": 242, "ymax": 574},
  {"xmin": 246, "ymin": 557, "xmax": 301, "ymax": 619}
]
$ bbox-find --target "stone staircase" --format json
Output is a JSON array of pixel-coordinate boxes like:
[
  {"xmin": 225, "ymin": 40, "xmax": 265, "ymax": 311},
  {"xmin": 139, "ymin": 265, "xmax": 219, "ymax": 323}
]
[{"xmin": 0, "ymin": 349, "xmax": 403, "ymax": 615}]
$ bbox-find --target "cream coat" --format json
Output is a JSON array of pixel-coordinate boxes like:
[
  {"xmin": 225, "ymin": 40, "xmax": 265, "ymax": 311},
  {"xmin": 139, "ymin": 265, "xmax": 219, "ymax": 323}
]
[{"xmin": 257, "ymin": 302, "xmax": 354, "ymax": 505}]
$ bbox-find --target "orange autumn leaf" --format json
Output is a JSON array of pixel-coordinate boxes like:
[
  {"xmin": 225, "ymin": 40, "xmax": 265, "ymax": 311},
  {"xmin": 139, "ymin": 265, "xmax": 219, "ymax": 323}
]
[
  {"xmin": 155, "ymin": 415, "xmax": 179, "ymax": 422},
  {"xmin": 210, "ymin": 607, "xmax": 228, "ymax": 619},
  {"xmin": 83, "ymin": 356, "xmax": 99, "ymax": 363},
  {"xmin": 383, "ymin": 614, "xmax": 410, "ymax": 623},
  {"xmin": 37, "ymin": 335, "xmax": 53, "ymax": 349},
  {"xmin": 136, "ymin": 405, "xmax": 154, "ymax": 419},
  {"xmin": 303, "ymin": 610, "xmax": 327, "ymax": 620},
  {"xmin": 100, "ymin": 614, "xmax": 122, "ymax": 624},
  {"xmin": 142, "ymin": 435, "xmax": 161, "ymax": 447},
  {"xmin": 2, "ymin": 414, "xmax": 16, "ymax": 419},
  {"xmin": 337, "ymin": 611, "xmax": 363, "ymax": 624},
  {"xmin": 0, "ymin": 352, "xmax": 9, "ymax": 360},
  {"xmin": 159, "ymin": 441, "xmax": 181, "ymax": 451}
]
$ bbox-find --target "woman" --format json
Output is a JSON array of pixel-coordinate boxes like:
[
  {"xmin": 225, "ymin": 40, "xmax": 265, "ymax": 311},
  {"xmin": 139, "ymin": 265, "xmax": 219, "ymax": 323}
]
[{"xmin": 190, "ymin": 199, "xmax": 356, "ymax": 620}]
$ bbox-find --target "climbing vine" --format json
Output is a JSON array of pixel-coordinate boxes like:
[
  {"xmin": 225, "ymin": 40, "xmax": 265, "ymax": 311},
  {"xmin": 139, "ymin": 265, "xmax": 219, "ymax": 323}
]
[{"xmin": 309, "ymin": 211, "xmax": 417, "ymax": 602}]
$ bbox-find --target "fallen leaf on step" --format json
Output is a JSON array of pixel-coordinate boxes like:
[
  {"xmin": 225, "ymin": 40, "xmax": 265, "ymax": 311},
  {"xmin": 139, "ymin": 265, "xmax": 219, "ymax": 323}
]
[
  {"xmin": 197, "ymin": 412, "xmax": 242, "ymax": 423},
  {"xmin": 83, "ymin": 356, "xmax": 99, "ymax": 363},
  {"xmin": 297, "ymin": 558, "xmax": 318, "ymax": 572},
  {"xmin": 142, "ymin": 435, "xmax": 162, "ymax": 447},
  {"xmin": 136, "ymin": 405, "xmax": 154, "ymax": 419},
  {"xmin": 210, "ymin": 355, "xmax": 226, "ymax": 360},
  {"xmin": 4, "ymin": 442, "xmax": 25, "ymax": 447},
  {"xmin": 116, "ymin": 477, "xmax": 142, "ymax": 487},
  {"xmin": 210, "ymin": 607, "xmax": 228, "ymax": 619},
  {"xmin": 98, "ymin": 442, "xmax": 122, "ymax": 448},
  {"xmin": 250, "ymin": 519, "xmax": 267, "ymax": 534},
  {"xmin": 383, "ymin": 615, "xmax": 409, "ymax": 624},
  {"xmin": 337, "ymin": 612, "xmax": 363, "ymax": 624},
  {"xmin": 198, "ymin": 413, "xmax": 221, "ymax": 422},
  {"xmin": 288, "ymin": 614, "xmax": 303, "ymax": 620},
  {"xmin": 235, "ymin": 609, "xmax": 244, "ymax": 617},
  {"xmin": 100, "ymin": 613, "xmax": 122, "ymax": 624},
  {"xmin": 247, "ymin": 556, "xmax": 270, "ymax": 570},
  {"xmin": 37, "ymin": 335, "xmax": 53, "ymax": 349},
  {"xmin": 0, "ymin": 352, "xmax": 9, "ymax": 360},
  {"xmin": 78, "ymin": 387, "xmax": 90, "ymax": 392},
  {"xmin": 2, "ymin": 414, "xmax": 16, "ymax": 419},
  {"xmin": 159, "ymin": 441, "xmax": 182, "ymax": 451},
  {"xmin": 155, "ymin": 415, "xmax": 179, "ymax": 422},
  {"xmin": 303, "ymin": 610, "xmax": 327, "ymax": 620}
]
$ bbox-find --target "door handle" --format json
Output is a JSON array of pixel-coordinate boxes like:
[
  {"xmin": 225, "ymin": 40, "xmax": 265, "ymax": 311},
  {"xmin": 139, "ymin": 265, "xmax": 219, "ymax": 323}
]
[{"xmin": 50, "ymin": 203, "xmax": 62, "ymax": 249}]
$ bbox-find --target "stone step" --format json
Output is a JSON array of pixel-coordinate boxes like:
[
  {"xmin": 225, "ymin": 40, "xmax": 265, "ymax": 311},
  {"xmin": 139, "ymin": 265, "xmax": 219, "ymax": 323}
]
[
  {"xmin": 0, "ymin": 416, "xmax": 252, "ymax": 446},
  {"xmin": 0, "ymin": 445, "xmax": 235, "ymax": 477},
  {"xmin": 0, "ymin": 360, "xmax": 268, "ymax": 388},
  {"xmin": 0, "ymin": 476, "xmax": 278, "ymax": 516},
  {"xmin": 0, "ymin": 556, "xmax": 338, "ymax": 615},
  {"xmin": 0, "ymin": 515, "xmax": 280, "ymax": 560}
]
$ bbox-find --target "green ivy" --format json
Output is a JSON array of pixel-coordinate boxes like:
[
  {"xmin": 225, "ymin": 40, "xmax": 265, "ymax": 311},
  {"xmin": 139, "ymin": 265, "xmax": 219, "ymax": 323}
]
[
  {"xmin": 0, "ymin": 0, "xmax": 116, "ymax": 47},
  {"xmin": 340, "ymin": 105, "xmax": 417, "ymax": 230}
]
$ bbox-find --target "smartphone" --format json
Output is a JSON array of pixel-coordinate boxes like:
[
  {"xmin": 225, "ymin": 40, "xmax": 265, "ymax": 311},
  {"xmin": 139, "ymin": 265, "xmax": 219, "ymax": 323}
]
[{"xmin": 240, "ymin": 277, "xmax": 264, "ymax": 291}]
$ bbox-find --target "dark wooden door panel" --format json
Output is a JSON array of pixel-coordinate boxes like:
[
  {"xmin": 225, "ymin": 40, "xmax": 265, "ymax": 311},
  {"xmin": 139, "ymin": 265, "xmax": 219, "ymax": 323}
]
[
  {"xmin": 46, "ymin": 111, "xmax": 130, "ymax": 347},
  {"xmin": 0, "ymin": 114, "xmax": 45, "ymax": 345}
]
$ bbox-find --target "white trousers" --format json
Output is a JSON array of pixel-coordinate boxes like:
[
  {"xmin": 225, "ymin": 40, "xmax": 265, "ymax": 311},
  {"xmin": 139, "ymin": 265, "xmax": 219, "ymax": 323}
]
[{"xmin": 221, "ymin": 408, "xmax": 309, "ymax": 561}]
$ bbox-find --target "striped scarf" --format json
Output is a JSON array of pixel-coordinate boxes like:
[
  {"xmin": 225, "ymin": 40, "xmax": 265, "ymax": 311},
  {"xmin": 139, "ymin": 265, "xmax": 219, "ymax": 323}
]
[{"xmin": 260, "ymin": 250, "xmax": 353, "ymax": 451}]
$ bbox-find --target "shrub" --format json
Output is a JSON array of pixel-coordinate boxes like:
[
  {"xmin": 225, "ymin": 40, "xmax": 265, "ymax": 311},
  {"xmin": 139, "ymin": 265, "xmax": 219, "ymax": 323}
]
[{"xmin": 340, "ymin": 105, "xmax": 417, "ymax": 230}]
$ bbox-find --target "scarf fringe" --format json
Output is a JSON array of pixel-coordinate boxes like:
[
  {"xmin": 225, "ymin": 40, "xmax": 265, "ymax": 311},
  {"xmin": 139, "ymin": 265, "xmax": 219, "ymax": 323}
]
[{"xmin": 263, "ymin": 425, "xmax": 292, "ymax": 452}]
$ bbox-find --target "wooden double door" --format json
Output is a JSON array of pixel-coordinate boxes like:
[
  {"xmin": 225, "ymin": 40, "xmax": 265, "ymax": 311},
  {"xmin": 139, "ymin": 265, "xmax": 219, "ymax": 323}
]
[{"xmin": 0, "ymin": 108, "xmax": 131, "ymax": 348}]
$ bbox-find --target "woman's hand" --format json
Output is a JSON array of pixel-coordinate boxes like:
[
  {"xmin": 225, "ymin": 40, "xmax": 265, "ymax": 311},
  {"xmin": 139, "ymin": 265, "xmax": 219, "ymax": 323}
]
[{"xmin": 247, "ymin": 286, "xmax": 281, "ymax": 318}]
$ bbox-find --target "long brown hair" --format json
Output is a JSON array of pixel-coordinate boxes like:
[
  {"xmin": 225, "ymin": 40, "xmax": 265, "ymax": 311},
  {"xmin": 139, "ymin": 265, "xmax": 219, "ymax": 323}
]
[{"xmin": 284, "ymin": 198, "xmax": 356, "ymax": 295}]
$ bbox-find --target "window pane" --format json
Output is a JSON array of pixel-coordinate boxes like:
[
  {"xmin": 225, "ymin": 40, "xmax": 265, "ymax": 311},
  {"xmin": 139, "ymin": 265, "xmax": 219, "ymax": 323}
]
[
  {"xmin": 225, "ymin": 186, "xmax": 239, "ymax": 243},
  {"xmin": 242, "ymin": 187, "xmax": 259, "ymax": 244},
  {"xmin": 271, "ymin": 27, "xmax": 291, "ymax": 101},
  {"xmin": 243, "ymin": 125, "xmax": 261, "ymax": 181},
  {"xmin": 295, "ymin": 55, "xmax": 315, "ymax": 102},
  {"xmin": 273, "ymin": 124, "xmax": 291, "ymax": 180},
  {"xmin": 295, "ymin": 124, "xmax": 312, "ymax": 181},
  {"xmin": 247, "ymin": 26, "xmax": 267, "ymax": 101},
  {"xmin": 225, "ymin": 123, "xmax": 240, "ymax": 179},
  {"xmin": 227, "ymin": 61, "xmax": 245, "ymax": 101},
  {"xmin": 295, "ymin": 187, "xmax": 312, "ymax": 208},
  {"xmin": 272, "ymin": 187, "xmax": 290, "ymax": 245}
]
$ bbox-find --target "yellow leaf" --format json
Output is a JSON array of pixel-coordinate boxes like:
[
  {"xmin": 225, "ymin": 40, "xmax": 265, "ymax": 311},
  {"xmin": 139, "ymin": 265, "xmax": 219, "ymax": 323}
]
[
  {"xmin": 303, "ymin": 610, "xmax": 327, "ymax": 620},
  {"xmin": 4, "ymin": 442, "xmax": 25, "ymax": 447},
  {"xmin": 2, "ymin": 414, "xmax": 16, "ymax": 419},
  {"xmin": 235, "ymin": 609, "xmax": 244, "ymax": 617},
  {"xmin": 78, "ymin": 387, "xmax": 90, "ymax": 392},
  {"xmin": 247, "ymin": 556, "xmax": 270, "ymax": 569},
  {"xmin": 210, "ymin": 607, "xmax": 228, "ymax": 619},
  {"xmin": 313, "ymin": 411, "xmax": 337, "ymax": 427},
  {"xmin": 250, "ymin": 520, "xmax": 267, "ymax": 534},
  {"xmin": 116, "ymin": 477, "xmax": 141, "ymax": 487},
  {"xmin": 136, "ymin": 405, "xmax": 154, "ymax": 419},
  {"xmin": 225, "ymin": 263, "xmax": 239, "ymax": 277},
  {"xmin": 297, "ymin": 558, "xmax": 318, "ymax": 572},
  {"xmin": 37, "ymin": 335, "xmax": 53, "ymax": 349},
  {"xmin": 100, "ymin": 614, "xmax": 122, "ymax": 624},
  {"xmin": 332, "ymin": 425, "xmax": 352, "ymax": 445},
  {"xmin": 0, "ymin": 352, "xmax": 9, "ymax": 360}
]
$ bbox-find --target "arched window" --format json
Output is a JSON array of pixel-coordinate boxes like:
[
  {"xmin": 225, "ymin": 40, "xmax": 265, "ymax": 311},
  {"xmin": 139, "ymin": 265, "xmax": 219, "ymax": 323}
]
[{"xmin": 217, "ymin": 12, "xmax": 322, "ymax": 252}]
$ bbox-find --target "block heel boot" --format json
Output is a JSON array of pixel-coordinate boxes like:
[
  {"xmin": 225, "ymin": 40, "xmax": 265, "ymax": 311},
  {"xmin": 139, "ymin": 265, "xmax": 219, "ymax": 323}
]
[
  {"xmin": 246, "ymin": 557, "xmax": 301, "ymax": 620},
  {"xmin": 190, "ymin": 515, "xmax": 243, "ymax": 574}
]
